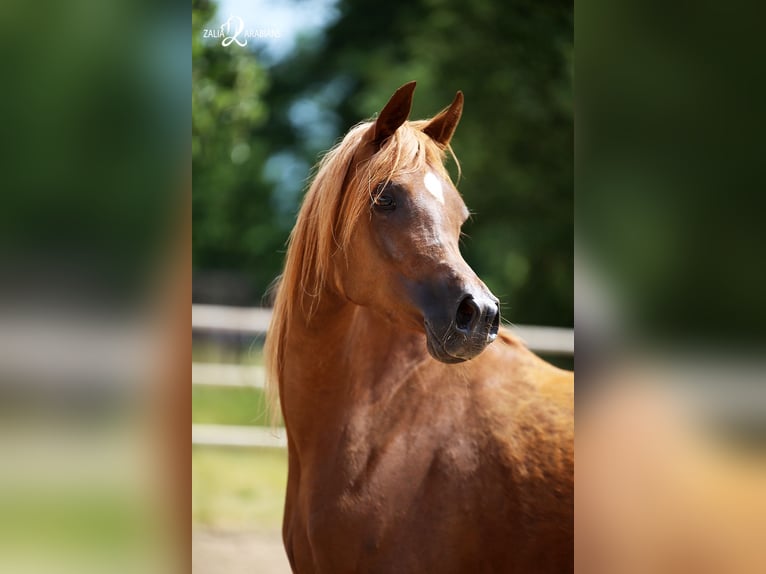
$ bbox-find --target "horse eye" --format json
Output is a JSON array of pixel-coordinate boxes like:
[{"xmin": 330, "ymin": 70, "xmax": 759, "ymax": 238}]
[{"xmin": 373, "ymin": 194, "xmax": 396, "ymax": 211}]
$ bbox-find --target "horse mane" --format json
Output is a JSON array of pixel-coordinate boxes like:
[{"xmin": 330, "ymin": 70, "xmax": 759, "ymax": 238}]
[{"xmin": 264, "ymin": 118, "xmax": 458, "ymax": 419}]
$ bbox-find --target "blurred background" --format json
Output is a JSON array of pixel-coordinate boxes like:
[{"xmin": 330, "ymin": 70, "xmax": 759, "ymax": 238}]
[
  {"xmin": 577, "ymin": 1, "xmax": 766, "ymax": 571},
  {"xmin": 1, "ymin": 0, "xmax": 188, "ymax": 572},
  {"xmin": 192, "ymin": 0, "xmax": 572, "ymax": 571}
]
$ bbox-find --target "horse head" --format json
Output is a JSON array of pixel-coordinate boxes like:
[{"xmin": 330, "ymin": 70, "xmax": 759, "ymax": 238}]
[{"xmin": 337, "ymin": 82, "xmax": 500, "ymax": 363}]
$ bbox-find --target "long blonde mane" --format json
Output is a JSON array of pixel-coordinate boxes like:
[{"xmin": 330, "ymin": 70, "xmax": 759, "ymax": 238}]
[{"xmin": 263, "ymin": 118, "xmax": 458, "ymax": 418}]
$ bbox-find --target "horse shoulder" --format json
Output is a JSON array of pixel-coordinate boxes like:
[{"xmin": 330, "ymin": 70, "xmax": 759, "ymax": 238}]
[{"xmin": 470, "ymin": 331, "xmax": 574, "ymax": 529}]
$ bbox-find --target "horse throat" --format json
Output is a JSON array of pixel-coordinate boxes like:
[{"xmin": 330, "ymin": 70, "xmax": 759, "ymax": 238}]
[{"xmin": 279, "ymin": 291, "xmax": 425, "ymax": 455}]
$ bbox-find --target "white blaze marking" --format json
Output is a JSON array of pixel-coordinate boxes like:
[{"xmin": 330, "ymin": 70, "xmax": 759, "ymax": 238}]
[{"xmin": 423, "ymin": 171, "xmax": 444, "ymax": 204}]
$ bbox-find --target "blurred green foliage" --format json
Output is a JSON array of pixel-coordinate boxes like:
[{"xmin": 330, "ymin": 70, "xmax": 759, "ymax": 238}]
[
  {"xmin": 2, "ymin": 0, "xmax": 186, "ymax": 307},
  {"xmin": 578, "ymin": 0, "xmax": 766, "ymax": 344},
  {"xmin": 193, "ymin": 1, "xmax": 282, "ymax": 298},
  {"xmin": 193, "ymin": 0, "xmax": 572, "ymax": 326}
]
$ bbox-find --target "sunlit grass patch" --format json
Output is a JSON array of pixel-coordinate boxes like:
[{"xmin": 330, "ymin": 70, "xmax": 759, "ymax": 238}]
[{"xmin": 193, "ymin": 447, "xmax": 288, "ymax": 531}]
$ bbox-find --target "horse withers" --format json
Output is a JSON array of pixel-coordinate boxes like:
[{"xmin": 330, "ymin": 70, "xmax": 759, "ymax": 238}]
[{"xmin": 265, "ymin": 81, "xmax": 573, "ymax": 573}]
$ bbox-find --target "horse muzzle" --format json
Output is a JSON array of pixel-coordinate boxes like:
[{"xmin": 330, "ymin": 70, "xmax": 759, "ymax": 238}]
[{"xmin": 424, "ymin": 292, "xmax": 500, "ymax": 363}]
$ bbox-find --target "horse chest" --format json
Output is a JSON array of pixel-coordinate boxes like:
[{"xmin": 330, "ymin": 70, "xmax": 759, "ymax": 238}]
[{"xmin": 293, "ymin": 440, "xmax": 495, "ymax": 573}]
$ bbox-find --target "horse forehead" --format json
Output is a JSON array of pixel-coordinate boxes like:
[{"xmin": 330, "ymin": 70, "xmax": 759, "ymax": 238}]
[
  {"xmin": 423, "ymin": 171, "xmax": 445, "ymax": 205},
  {"xmin": 410, "ymin": 169, "xmax": 467, "ymax": 217}
]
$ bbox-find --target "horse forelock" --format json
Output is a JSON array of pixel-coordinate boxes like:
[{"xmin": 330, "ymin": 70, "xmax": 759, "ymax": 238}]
[{"xmin": 264, "ymin": 119, "xmax": 458, "ymax": 421}]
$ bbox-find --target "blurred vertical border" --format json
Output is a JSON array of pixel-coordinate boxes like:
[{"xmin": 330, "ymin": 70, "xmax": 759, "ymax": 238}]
[
  {"xmin": 0, "ymin": 0, "xmax": 190, "ymax": 572},
  {"xmin": 577, "ymin": 0, "xmax": 766, "ymax": 571}
]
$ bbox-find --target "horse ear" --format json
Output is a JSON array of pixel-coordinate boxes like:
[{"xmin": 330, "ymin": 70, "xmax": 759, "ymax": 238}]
[
  {"xmin": 372, "ymin": 81, "xmax": 417, "ymax": 146},
  {"xmin": 422, "ymin": 91, "xmax": 464, "ymax": 147}
]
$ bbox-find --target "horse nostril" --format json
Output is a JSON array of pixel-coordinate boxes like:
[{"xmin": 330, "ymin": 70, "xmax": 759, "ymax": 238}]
[
  {"xmin": 455, "ymin": 295, "xmax": 478, "ymax": 332},
  {"xmin": 488, "ymin": 305, "xmax": 500, "ymax": 339}
]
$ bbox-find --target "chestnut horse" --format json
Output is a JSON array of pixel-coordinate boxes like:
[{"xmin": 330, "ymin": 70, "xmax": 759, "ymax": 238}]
[{"xmin": 265, "ymin": 82, "xmax": 573, "ymax": 573}]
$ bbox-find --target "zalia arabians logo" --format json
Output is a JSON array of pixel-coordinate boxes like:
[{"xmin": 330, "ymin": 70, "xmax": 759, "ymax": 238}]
[{"xmin": 202, "ymin": 15, "xmax": 281, "ymax": 48}]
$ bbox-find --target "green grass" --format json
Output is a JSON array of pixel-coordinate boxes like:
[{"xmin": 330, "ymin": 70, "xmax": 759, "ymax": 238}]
[
  {"xmin": 192, "ymin": 386, "xmax": 275, "ymax": 427},
  {"xmin": 192, "ymin": 447, "xmax": 288, "ymax": 531},
  {"xmin": 192, "ymin": 341, "xmax": 264, "ymax": 365}
]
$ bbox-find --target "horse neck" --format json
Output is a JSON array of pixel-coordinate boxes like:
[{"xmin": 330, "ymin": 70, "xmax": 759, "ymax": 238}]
[{"xmin": 279, "ymin": 286, "xmax": 424, "ymax": 452}]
